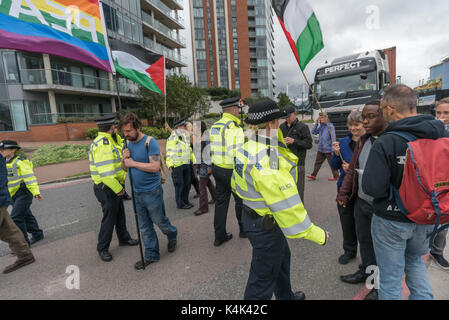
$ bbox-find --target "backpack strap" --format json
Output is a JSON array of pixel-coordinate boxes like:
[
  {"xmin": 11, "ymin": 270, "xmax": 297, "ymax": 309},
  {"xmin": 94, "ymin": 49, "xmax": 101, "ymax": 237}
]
[
  {"xmin": 386, "ymin": 131, "xmax": 418, "ymax": 142},
  {"xmin": 145, "ymin": 135, "xmax": 153, "ymax": 152}
]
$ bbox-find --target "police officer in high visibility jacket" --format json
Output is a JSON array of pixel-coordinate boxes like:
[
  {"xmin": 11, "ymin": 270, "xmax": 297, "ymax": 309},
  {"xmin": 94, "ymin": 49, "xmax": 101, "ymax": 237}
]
[
  {"xmin": 90, "ymin": 115, "xmax": 138, "ymax": 262},
  {"xmin": 166, "ymin": 119, "xmax": 196, "ymax": 210},
  {"xmin": 0, "ymin": 140, "xmax": 44, "ymax": 247},
  {"xmin": 231, "ymin": 99, "xmax": 330, "ymax": 300},
  {"xmin": 210, "ymin": 97, "xmax": 245, "ymax": 246}
]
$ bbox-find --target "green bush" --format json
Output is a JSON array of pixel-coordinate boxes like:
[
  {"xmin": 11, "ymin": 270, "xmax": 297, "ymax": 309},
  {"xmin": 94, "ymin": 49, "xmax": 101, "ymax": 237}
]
[
  {"xmin": 85, "ymin": 128, "xmax": 99, "ymax": 139},
  {"xmin": 31, "ymin": 144, "xmax": 90, "ymax": 167},
  {"xmin": 141, "ymin": 127, "xmax": 171, "ymax": 139},
  {"xmin": 201, "ymin": 113, "xmax": 221, "ymax": 119}
]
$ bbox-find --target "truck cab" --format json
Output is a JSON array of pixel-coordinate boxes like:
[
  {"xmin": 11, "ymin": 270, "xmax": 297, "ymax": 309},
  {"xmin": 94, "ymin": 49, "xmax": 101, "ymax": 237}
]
[{"xmin": 311, "ymin": 49, "xmax": 394, "ymax": 138}]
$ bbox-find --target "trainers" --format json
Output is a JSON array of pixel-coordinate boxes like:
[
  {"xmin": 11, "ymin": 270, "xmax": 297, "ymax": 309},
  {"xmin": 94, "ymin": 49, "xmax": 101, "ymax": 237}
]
[
  {"xmin": 168, "ymin": 239, "xmax": 177, "ymax": 253},
  {"xmin": 3, "ymin": 255, "xmax": 35, "ymax": 274},
  {"xmin": 430, "ymin": 252, "xmax": 449, "ymax": 271},
  {"xmin": 306, "ymin": 175, "xmax": 316, "ymax": 180}
]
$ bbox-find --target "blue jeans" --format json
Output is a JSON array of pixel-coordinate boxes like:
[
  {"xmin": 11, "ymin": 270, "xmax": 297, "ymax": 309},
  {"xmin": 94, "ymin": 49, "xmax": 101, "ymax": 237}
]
[
  {"xmin": 135, "ymin": 185, "xmax": 177, "ymax": 262},
  {"xmin": 371, "ymin": 214, "xmax": 434, "ymax": 300}
]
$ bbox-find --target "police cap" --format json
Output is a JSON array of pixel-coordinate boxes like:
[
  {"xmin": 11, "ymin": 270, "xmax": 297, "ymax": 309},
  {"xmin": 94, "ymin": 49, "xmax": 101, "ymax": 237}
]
[
  {"xmin": 94, "ymin": 114, "xmax": 116, "ymax": 126},
  {"xmin": 220, "ymin": 97, "xmax": 242, "ymax": 109},
  {"xmin": 245, "ymin": 99, "xmax": 285, "ymax": 125},
  {"xmin": 0, "ymin": 140, "xmax": 21, "ymax": 150},
  {"xmin": 174, "ymin": 118, "xmax": 187, "ymax": 128}
]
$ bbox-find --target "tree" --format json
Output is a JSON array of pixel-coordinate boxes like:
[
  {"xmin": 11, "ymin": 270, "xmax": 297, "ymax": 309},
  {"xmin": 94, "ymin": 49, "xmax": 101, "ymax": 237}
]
[
  {"xmin": 138, "ymin": 74, "xmax": 211, "ymax": 125},
  {"xmin": 277, "ymin": 92, "xmax": 293, "ymax": 109}
]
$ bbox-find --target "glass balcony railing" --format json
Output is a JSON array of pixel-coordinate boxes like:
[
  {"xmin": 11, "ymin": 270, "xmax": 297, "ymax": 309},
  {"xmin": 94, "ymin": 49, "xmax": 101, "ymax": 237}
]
[
  {"xmin": 142, "ymin": 11, "xmax": 186, "ymax": 46},
  {"xmin": 143, "ymin": 37, "xmax": 187, "ymax": 65},
  {"xmin": 20, "ymin": 68, "xmax": 139, "ymax": 95},
  {"xmin": 145, "ymin": 0, "xmax": 184, "ymax": 27},
  {"xmin": 20, "ymin": 69, "xmax": 47, "ymax": 85}
]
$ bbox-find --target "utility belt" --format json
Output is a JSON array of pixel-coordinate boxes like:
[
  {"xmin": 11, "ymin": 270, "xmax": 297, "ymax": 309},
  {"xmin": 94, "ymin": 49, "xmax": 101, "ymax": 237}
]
[
  {"xmin": 244, "ymin": 205, "xmax": 277, "ymax": 231},
  {"xmin": 95, "ymin": 183, "xmax": 123, "ymax": 195}
]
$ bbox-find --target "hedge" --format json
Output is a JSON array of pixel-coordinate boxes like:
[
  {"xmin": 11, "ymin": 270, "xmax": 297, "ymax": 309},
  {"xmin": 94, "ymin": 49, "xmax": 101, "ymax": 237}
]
[
  {"xmin": 31, "ymin": 144, "xmax": 90, "ymax": 167},
  {"xmin": 85, "ymin": 126, "xmax": 170, "ymax": 140}
]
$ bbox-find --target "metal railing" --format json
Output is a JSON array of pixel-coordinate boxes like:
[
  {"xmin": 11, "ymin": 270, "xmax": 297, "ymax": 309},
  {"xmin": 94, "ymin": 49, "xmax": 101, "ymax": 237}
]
[
  {"xmin": 29, "ymin": 112, "xmax": 106, "ymax": 125},
  {"xmin": 145, "ymin": 0, "xmax": 184, "ymax": 27},
  {"xmin": 20, "ymin": 68, "xmax": 140, "ymax": 95},
  {"xmin": 142, "ymin": 11, "xmax": 186, "ymax": 46},
  {"xmin": 143, "ymin": 37, "xmax": 187, "ymax": 65}
]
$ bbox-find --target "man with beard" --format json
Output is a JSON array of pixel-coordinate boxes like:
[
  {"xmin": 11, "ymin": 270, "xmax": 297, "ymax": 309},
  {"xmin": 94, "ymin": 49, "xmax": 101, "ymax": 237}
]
[
  {"xmin": 336, "ymin": 101, "xmax": 388, "ymax": 300},
  {"xmin": 89, "ymin": 114, "xmax": 138, "ymax": 262},
  {"xmin": 120, "ymin": 113, "xmax": 178, "ymax": 270}
]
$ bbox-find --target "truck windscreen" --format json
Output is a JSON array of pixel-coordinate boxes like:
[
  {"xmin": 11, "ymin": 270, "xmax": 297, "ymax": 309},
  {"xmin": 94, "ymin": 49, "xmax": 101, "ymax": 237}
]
[{"xmin": 315, "ymin": 71, "xmax": 377, "ymax": 100}]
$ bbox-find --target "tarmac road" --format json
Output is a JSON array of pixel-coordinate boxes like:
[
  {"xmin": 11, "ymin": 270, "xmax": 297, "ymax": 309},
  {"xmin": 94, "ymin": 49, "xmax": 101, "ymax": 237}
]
[{"xmin": 1, "ymin": 138, "xmax": 447, "ymax": 300}]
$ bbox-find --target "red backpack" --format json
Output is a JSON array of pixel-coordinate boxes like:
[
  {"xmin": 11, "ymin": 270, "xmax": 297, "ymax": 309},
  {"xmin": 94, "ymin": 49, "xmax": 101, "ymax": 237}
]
[{"xmin": 389, "ymin": 131, "xmax": 449, "ymax": 247}]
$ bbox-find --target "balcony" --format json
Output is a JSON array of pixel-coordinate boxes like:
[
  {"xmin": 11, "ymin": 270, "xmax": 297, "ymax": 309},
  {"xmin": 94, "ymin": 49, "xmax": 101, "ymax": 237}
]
[
  {"xmin": 142, "ymin": 11, "xmax": 186, "ymax": 49},
  {"xmin": 161, "ymin": 0, "xmax": 183, "ymax": 10},
  {"xmin": 143, "ymin": 37, "xmax": 187, "ymax": 68},
  {"xmin": 20, "ymin": 69, "xmax": 139, "ymax": 98},
  {"xmin": 141, "ymin": 0, "xmax": 184, "ymax": 30}
]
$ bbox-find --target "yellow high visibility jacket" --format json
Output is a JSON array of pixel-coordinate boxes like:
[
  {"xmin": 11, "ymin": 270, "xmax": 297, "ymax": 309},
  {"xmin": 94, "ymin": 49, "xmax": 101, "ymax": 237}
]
[
  {"xmin": 6, "ymin": 156, "xmax": 40, "ymax": 197},
  {"xmin": 166, "ymin": 130, "xmax": 195, "ymax": 169},
  {"xmin": 209, "ymin": 113, "xmax": 244, "ymax": 169},
  {"xmin": 231, "ymin": 133, "xmax": 326, "ymax": 245},
  {"xmin": 89, "ymin": 132, "xmax": 125, "ymax": 194}
]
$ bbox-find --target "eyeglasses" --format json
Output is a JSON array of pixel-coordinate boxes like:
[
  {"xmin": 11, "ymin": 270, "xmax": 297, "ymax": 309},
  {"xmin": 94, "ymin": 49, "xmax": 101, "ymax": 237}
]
[{"xmin": 361, "ymin": 113, "xmax": 379, "ymax": 121}]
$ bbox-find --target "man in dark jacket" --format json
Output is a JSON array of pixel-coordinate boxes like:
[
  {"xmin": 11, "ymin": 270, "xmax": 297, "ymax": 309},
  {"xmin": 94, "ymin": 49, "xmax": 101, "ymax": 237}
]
[
  {"xmin": 336, "ymin": 100, "xmax": 388, "ymax": 300},
  {"xmin": 280, "ymin": 105, "xmax": 312, "ymax": 203},
  {"xmin": 0, "ymin": 151, "xmax": 35, "ymax": 274},
  {"xmin": 362, "ymin": 84, "xmax": 449, "ymax": 300}
]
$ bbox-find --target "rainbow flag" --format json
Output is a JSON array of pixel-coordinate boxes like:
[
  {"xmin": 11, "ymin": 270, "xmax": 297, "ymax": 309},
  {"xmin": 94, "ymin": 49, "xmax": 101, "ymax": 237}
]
[{"xmin": 0, "ymin": 0, "xmax": 114, "ymax": 72}]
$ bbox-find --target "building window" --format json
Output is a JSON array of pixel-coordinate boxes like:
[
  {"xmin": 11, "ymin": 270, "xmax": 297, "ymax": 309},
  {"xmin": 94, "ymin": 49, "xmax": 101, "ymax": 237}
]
[
  {"xmin": 0, "ymin": 101, "xmax": 13, "ymax": 131},
  {"xmin": 2, "ymin": 52, "xmax": 19, "ymax": 83}
]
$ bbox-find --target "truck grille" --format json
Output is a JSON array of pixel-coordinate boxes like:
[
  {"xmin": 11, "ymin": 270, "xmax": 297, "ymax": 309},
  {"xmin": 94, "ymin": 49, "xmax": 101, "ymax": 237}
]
[{"xmin": 328, "ymin": 111, "xmax": 350, "ymax": 140}]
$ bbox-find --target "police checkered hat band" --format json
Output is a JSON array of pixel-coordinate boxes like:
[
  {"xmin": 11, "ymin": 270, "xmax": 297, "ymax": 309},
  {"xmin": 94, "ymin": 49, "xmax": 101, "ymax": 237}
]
[{"xmin": 245, "ymin": 99, "xmax": 285, "ymax": 125}]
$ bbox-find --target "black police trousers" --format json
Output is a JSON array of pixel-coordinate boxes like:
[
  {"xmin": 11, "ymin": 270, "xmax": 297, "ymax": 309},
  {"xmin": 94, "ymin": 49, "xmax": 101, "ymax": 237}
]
[
  {"xmin": 94, "ymin": 184, "xmax": 132, "ymax": 253},
  {"xmin": 242, "ymin": 207, "xmax": 295, "ymax": 300},
  {"xmin": 212, "ymin": 165, "xmax": 243, "ymax": 241}
]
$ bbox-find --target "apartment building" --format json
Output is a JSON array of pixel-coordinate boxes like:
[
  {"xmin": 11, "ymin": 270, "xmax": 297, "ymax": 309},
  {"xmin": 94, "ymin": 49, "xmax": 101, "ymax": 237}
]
[
  {"xmin": 190, "ymin": 0, "xmax": 276, "ymax": 99},
  {"xmin": 0, "ymin": 0, "xmax": 186, "ymax": 134}
]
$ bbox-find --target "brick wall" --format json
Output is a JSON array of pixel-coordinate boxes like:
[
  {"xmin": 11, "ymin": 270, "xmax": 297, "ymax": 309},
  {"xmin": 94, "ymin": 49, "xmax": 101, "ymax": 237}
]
[{"xmin": 0, "ymin": 122, "xmax": 96, "ymax": 142}]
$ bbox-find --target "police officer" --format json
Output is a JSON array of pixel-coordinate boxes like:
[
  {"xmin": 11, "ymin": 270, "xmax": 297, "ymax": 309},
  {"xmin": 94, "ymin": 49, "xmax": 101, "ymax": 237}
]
[
  {"xmin": 232, "ymin": 99, "xmax": 330, "ymax": 300},
  {"xmin": 0, "ymin": 140, "xmax": 44, "ymax": 246},
  {"xmin": 166, "ymin": 118, "xmax": 196, "ymax": 210},
  {"xmin": 210, "ymin": 97, "xmax": 245, "ymax": 246},
  {"xmin": 90, "ymin": 114, "xmax": 138, "ymax": 262}
]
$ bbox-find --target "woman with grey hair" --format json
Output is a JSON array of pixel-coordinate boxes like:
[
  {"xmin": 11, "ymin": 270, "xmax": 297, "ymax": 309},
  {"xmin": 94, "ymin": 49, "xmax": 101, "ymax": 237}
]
[{"xmin": 330, "ymin": 109, "xmax": 365, "ymax": 265}]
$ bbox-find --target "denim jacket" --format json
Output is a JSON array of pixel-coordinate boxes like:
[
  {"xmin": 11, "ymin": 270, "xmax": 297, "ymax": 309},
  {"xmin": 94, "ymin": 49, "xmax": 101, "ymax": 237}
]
[
  {"xmin": 312, "ymin": 122, "xmax": 336, "ymax": 153},
  {"xmin": 0, "ymin": 155, "xmax": 12, "ymax": 207}
]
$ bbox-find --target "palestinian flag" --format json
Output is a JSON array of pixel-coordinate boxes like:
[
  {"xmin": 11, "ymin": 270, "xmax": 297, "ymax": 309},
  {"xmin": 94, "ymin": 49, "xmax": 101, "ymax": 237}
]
[
  {"xmin": 272, "ymin": 0, "xmax": 324, "ymax": 71},
  {"xmin": 109, "ymin": 38, "xmax": 165, "ymax": 95}
]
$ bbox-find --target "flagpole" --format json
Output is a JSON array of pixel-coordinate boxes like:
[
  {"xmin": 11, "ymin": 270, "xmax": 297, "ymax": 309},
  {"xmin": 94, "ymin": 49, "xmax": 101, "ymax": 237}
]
[
  {"xmin": 299, "ymin": 68, "xmax": 344, "ymax": 162},
  {"xmin": 164, "ymin": 56, "xmax": 167, "ymax": 123},
  {"xmin": 114, "ymin": 75, "xmax": 123, "ymax": 114}
]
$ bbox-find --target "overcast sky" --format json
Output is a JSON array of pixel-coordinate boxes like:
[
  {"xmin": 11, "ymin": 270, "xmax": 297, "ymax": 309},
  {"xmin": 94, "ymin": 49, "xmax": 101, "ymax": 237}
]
[{"xmin": 178, "ymin": 0, "xmax": 449, "ymax": 99}]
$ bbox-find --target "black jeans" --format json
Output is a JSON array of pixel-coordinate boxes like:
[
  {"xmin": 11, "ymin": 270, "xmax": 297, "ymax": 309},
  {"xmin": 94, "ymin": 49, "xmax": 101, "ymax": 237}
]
[
  {"xmin": 354, "ymin": 197, "xmax": 377, "ymax": 273},
  {"xmin": 93, "ymin": 184, "xmax": 132, "ymax": 253},
  {"xmin": 212, "ymin": 165, "xmax": 243, "ymax": 241},
  {"xmin": 11, "ymin": 188, "xmax": 43, "ymax": 245},
  {"xmin": 171, "ymin": 164, "xmax": 191, "ymax": 208},
  {"xmin": 336, "ymin": 187, "xmax": 357, "ymax": 257}
]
